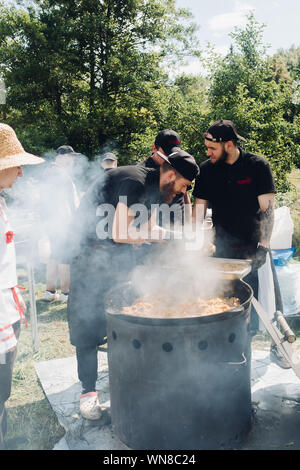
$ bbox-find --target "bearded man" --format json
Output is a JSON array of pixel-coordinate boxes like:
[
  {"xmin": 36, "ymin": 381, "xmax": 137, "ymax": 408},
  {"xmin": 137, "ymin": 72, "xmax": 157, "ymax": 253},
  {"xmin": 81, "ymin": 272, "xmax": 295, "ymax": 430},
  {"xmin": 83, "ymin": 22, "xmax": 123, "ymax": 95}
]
[
  {"xmin": 192, "ymin": 119, "xmax": 290, "ymax": 369},
  {"xmin": 64, "ymin": 150, "xmax": 199, "ymax": 420},
  {"xmin": 138, "ymin": 129, "xmax": 193, "ymax": 226}
]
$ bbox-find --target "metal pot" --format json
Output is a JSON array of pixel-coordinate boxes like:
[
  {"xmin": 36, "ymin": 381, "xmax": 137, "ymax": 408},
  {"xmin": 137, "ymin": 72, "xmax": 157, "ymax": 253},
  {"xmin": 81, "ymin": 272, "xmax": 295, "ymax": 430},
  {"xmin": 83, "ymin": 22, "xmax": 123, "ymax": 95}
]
[{"xmin": 106, "ymin": 279, "xmax": 253, "ymax": 450}]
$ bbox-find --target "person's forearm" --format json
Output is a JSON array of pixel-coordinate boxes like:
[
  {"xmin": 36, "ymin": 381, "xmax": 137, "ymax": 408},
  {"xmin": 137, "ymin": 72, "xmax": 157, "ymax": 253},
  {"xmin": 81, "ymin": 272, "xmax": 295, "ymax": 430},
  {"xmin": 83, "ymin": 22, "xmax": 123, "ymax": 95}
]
[
  {"xmin": 258, "ymin": 196, "xmax": 274, "ymax": 247},
  {"xmin": 183, "ymin": 193, "xmax": 192, "ymax": 224},
  {"xmin": 112, "ymin": 203, "xmax": 182, "ymax": 244},
  {"xmin": 147, "ymin": 224, "xmax": 182, "ymax": 242},
  {"xmin": 192, "ymin": 199, "xmax": 208, "ymax": 231},
  {"xmin": 112, "ymin": 203, "xmax": 144, "ymax": 244}
]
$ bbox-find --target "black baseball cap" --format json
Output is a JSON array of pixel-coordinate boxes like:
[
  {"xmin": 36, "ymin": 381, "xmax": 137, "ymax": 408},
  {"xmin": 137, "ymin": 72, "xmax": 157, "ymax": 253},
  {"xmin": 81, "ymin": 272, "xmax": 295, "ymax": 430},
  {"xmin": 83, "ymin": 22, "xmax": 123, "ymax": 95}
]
[
  {"xmin": 204, "ymin": 120, "xmax": 247, "ymax": 143},
  {"xmin": 102, "ymin": 152, "xmax": 117, "ymax": 162},
  {"xmin": 155, "ymin": 129, "xmax": 181, "ymax": 156},
  {"xmin": 158, "ymin": 148, "xmax": 199, "ymax": 181}
]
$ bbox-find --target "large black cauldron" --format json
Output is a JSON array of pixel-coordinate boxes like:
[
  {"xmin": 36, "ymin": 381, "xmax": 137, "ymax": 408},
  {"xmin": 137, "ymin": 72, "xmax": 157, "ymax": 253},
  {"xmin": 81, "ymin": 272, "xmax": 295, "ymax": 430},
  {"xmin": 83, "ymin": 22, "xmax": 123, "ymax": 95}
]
[{"xmin": 106, "ymin": 279, "xmax": 253, "ymax": 450}]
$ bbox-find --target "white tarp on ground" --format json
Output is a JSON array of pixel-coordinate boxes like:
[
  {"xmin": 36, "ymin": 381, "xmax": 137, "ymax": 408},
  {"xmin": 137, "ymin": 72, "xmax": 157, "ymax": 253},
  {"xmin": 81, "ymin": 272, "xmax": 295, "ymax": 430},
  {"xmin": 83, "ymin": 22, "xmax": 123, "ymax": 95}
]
[{"xmin": 270, "ymin": 206, "xmax": 294, "ymax": 250}]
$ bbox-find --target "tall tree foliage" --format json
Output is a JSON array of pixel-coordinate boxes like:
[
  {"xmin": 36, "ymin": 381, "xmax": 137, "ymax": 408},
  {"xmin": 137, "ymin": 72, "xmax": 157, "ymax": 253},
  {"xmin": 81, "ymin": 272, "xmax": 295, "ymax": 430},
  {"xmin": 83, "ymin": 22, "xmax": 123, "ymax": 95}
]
[
  {"xmin": 0, "ymin": 0, "xmax": 198, "ymax": 158},
  {"xmin": 0, "ymin": 5, "xmax": 298, "ymax": 190},
  {"xmin": 205, "ymin": 14, "xmax": 299, "ymax": 192}
]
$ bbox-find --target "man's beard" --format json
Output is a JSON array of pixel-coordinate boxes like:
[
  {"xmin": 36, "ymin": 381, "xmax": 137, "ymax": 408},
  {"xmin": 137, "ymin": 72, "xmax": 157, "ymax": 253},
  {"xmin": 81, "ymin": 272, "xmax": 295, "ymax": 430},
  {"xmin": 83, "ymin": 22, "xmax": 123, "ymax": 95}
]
[
  {"xmin": 161, "ymin": 181, "xmax": 176, "ymax": 204},
  {"xmin": 215, "ymin": 148, "xmax": 228, "ymax": 165}
]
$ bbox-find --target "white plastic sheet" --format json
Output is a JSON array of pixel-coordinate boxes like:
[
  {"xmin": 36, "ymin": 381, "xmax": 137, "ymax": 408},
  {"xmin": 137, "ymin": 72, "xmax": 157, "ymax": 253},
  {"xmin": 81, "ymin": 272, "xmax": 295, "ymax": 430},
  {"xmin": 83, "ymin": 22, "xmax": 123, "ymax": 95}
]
[
  {"xmin": 270, "ymin": 206, "xmax": 294, "ymax": 249},
  {"xmin": 258, "ymin": 252, "xmax": 276, "ymax": 330},
  {"xmin": 275, "ymin": 263, "xmax": 300, "ymax": 316}
]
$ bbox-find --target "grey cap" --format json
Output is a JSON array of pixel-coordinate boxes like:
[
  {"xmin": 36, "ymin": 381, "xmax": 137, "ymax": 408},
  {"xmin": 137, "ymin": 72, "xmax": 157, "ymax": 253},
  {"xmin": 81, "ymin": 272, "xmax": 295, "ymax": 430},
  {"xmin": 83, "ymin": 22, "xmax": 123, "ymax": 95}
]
[
  {"xmin": 56, "ymin": 145, "xmax": 76, "ymax": 155},
  {"xmin": 102, "ymin": 152, "xmax": 117, "ymax": 162}
]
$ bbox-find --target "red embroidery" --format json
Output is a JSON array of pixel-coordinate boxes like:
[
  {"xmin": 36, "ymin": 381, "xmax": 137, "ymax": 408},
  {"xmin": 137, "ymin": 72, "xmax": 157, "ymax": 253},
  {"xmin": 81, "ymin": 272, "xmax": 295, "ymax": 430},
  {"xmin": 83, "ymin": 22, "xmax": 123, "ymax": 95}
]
[
  {"xmin": 0, "ymin": 323, "xmax": 12, "ymax": 332},
  {"xmin": 237, "ymin": 177, "xmax": 252, "ymax": 185},
  {"xmin": 0, "ymin": 331, "xmax": 15, "ymax": 343},
  {"xmin": 5, "ymin": 230, "xmax": 14, "ymax": 244},
  {"xmin": 12, "ymin": 287, "xmax": 28, "ymax": 328}
]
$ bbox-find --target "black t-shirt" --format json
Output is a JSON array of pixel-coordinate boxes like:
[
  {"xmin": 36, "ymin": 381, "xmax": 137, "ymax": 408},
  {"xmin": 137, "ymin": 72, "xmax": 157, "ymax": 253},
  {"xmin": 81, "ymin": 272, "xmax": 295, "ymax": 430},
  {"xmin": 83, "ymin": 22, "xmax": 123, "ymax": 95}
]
[
  {"xmin": 192, "ymin": 148, "xmax": 276, "ymax": 248},
  {"xmin": 138, "ymin": 156, "xmax": 185, "ymax": 225},
  {"xmin": 67, "ymin": 165, "xmax": 161, "ymax": 255}
]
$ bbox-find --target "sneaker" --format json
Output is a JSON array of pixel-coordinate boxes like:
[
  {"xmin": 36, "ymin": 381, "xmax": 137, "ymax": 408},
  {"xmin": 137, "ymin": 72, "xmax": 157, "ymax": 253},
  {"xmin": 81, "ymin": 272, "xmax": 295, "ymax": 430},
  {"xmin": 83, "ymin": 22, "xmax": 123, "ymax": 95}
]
[
  {"xmin": 58, "ymin": 292, "xmax": 69, "ymax": 302},
  {"xmin": 249, "ymin": 328, "xmax": 258, "ymax": 338},
  {"xmin": 43, "ymin": 290, "xmax": 57, "ymax": 301},
  {"xmin": 79, "ymin": 392, "xmax": 102, "ymax": 420},
  {"xmin": 270, "ymin": 345, "xmax": 291, "ymax": 369}
]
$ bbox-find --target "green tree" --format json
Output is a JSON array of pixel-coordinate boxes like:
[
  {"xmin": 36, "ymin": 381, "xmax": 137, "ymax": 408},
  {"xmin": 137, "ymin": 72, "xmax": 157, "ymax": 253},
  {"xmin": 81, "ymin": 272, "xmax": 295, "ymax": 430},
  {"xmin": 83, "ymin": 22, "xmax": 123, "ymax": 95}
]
[
  {"xmin": 124, "ymin": 74, "xmax": 209, "ymax": 164},
  {"xmin": 0, "ymin": 0, "xmax": 199, "ymax": 159},
  {"xmin": 204, "ymin": 13, "xmax": 299, "ymax": 191},
  {"xmin": 274, "ymin": 45, "xmax": 300, "ymax": 81}
]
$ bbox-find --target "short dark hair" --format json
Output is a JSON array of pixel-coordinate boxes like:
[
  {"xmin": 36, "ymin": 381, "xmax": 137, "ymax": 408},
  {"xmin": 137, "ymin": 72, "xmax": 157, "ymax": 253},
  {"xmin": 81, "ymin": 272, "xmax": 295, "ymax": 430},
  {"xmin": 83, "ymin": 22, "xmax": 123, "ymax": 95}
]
[
  {"xmin": 161, "ymin": 161, "xmax": 180, "ymax": 177},
  {"xmin": 221, "ymin": 139, "xmax": 238, "ymax": 147}
]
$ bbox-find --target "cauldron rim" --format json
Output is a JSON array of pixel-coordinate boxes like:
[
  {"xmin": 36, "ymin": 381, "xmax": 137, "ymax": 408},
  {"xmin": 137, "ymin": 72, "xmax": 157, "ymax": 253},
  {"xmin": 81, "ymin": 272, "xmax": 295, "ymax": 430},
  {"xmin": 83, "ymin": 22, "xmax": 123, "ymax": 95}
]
[{"xmin": 106, "ymin": 279, "xmax": 253, "ymax": 326}]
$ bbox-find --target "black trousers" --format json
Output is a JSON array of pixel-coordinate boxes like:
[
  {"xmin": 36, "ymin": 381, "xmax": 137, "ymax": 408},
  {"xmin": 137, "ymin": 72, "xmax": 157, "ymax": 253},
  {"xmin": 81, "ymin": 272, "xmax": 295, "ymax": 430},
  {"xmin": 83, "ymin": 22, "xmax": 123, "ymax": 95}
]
[
  {"xmin": 71, "ymin": 246, "xmax": 137, "ymax": 394},
  {"xmin": 0, "ymin": 321, "xmax": 20, "ymax": 447},
  {"xmin": 76, "ymin": 344, "xmax": 99, "ymax": 394}
]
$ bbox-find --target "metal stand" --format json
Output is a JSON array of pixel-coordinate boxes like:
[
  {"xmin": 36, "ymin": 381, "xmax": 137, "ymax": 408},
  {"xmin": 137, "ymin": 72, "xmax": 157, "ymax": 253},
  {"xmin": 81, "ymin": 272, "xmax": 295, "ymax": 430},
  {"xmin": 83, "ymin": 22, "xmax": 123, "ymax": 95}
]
[
  {"xmin": 26, "ymin": 261, "xmax": 39, "ymax": 352},
  {"xmin": 16, "ymin": 248, "xmax": 39, "ymax": 352}
]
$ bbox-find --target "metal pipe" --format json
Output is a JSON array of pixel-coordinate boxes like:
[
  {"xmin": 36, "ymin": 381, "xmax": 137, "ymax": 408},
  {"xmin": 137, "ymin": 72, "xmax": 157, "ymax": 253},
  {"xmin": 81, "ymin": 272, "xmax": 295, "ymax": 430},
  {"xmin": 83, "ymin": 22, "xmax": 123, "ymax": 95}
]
[
  {"xmin": 274, "ymin": 311, "xmax": 296, "ymax": 343},
  {"xmin": 27, "ymin": 261, "xmax": 39, "ymax": 352}
]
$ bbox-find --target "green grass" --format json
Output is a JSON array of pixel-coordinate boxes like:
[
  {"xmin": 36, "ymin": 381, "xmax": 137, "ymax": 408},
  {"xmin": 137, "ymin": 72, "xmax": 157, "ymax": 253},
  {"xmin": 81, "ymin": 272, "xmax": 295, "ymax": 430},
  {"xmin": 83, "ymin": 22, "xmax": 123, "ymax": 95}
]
[
  {"xmin": 5, "ymin": 268, "xmax": 75, "ymax": 450},
  {"xmin": 288, "ymin": 168, "xmax": 300, "ymax": 192}
]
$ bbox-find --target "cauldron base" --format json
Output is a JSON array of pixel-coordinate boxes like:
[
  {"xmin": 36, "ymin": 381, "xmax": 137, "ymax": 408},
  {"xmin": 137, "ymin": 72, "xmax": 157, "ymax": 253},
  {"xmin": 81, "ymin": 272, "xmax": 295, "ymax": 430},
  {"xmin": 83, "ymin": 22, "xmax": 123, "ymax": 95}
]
[
  {"xmin": 106, "ymin": 280, "xmax": 253, "ymax": 450},
  {"xmin": 109, "ymin": 344, "xmax": 253, "ymax": 450}
]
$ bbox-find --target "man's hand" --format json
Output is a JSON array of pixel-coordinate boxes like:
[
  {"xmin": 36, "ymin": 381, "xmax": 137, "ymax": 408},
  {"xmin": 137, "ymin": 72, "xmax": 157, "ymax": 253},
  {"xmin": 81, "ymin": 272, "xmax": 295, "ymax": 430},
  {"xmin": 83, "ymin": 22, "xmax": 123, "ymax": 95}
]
[
  {"xmin": 207, "ymin": 243, "xmax": 216, "ymax": 256},
  {"xmin": 251, "ymin": 244, "xmax": 268, "ymax": 272}
]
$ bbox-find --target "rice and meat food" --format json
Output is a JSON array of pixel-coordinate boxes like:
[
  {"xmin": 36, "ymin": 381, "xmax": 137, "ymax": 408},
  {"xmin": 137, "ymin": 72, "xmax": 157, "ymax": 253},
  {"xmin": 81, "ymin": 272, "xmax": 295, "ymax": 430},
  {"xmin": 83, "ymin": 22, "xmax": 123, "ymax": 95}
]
[
  {"xmin": 218, "ymin": 263, "xmax": 247, "ymax": 272},
  {"xmin": 122, "ymin": 295, "xmax": 240, "ymax": 319}
]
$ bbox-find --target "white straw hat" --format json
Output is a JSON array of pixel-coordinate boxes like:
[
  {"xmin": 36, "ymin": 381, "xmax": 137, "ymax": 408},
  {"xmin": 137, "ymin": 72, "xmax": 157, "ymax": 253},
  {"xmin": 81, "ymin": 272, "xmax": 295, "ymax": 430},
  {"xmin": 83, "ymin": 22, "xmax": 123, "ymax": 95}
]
[{"xmin": 0, "ymin": 123, "xmax": 44, "ymax": 170}]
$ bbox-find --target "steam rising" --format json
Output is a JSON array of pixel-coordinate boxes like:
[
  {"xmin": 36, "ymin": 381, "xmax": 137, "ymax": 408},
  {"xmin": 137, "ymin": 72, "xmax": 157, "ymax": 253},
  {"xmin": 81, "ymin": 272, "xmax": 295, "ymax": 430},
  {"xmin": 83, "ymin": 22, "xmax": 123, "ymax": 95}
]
[
  {"xmin": 4, "ymin": 150, "xmax": 107, "ymax": 264},
  {"xmin": 129, "ymin": 233, "xmax": 225, "ymax": 309},
  {"xmin": 5, "ymin": 148, "xmax": 225, "ymax": 316}
]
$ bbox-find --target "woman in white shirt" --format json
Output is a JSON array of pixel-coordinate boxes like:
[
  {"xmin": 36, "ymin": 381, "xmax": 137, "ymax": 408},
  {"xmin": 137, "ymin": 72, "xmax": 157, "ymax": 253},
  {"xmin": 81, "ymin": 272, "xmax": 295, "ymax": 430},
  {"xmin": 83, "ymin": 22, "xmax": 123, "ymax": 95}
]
[{"xmin": 0, "ymin": 123, "xmax": 43, "ymax": 449}]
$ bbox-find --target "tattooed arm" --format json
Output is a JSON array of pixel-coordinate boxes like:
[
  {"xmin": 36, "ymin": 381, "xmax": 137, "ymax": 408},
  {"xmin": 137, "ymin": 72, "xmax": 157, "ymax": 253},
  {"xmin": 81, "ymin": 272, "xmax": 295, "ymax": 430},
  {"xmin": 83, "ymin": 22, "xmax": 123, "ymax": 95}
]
[{"xmin": 258, "ymin": 193, "xmax": 275, "ymax": 247}]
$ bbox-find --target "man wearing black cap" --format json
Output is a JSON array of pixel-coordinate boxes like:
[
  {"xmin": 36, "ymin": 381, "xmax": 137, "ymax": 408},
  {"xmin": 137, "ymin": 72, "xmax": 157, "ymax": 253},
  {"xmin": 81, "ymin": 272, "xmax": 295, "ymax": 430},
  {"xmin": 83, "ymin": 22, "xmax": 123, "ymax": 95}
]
[
  {"xmin": 138, "ymin": 129, "xmax": 193, "ymax": 226},
  {"xmin": 100, "ymin": 152, "xmax": 118, "ymax": 170},
  {"xmin": 66, "ymin": 153, "xmax": 199, "ymax": 420},
  {"xmin": 192, "ymin": 119, "xmax": 289, "ymax": 368}
]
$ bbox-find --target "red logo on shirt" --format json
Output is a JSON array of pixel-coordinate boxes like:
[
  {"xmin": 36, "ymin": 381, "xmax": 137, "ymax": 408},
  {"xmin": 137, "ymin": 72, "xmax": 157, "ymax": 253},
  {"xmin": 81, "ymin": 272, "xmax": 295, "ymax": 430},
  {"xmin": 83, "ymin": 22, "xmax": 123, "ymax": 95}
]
[
  {"xmin": 237, "ymin": 177, "xmax": 252, "ymax": 185},
  {"xmin": 5, "ymin": 231, "xmax": 14, "ymax": 244}
]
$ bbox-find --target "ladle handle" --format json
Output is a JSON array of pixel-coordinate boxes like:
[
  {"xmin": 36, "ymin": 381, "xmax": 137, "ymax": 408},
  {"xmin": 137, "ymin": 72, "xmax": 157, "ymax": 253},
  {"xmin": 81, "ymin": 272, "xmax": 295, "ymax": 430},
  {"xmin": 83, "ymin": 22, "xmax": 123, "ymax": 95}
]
[{"xmin": 275, "ymin": 311, "xmax": 296, "ymax": 343}]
